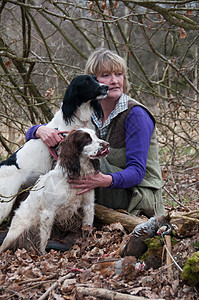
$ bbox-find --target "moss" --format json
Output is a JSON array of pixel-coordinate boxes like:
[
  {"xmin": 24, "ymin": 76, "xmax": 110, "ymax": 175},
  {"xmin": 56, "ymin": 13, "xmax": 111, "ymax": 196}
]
[
  {"xmin": 139, "ymin": 237, "xmax": 164, "ymax": 269},
  {"xmin": 140, "ymin": 237, "xmax": 162, "ymax": 259},
  {"xmin": 191, "ymin": 241, "xmax": 199, "ymax": 251},
  {"xmin": 144, "ymin": 236, "xmax": 163, "ymax": 249},
  {"xmin": 141, "ymin": 252, "xmax": 147, "ymax": 261},
  {"xmin": 182, "ymin": 251, "xmax": 199, "ymax": 286}
]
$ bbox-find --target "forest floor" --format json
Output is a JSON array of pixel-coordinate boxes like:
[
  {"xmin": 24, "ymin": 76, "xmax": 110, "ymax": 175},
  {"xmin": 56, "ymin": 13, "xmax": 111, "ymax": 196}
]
[{"xmin": 0, "ymin": 166, "xmax": 198, "ymax": 300}]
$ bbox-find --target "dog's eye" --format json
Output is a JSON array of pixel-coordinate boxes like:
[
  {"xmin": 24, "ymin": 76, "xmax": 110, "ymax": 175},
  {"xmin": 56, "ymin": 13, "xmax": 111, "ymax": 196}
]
[{"xmin": 82, "ymin": 133, "xmax": 92, "ymax": 144}]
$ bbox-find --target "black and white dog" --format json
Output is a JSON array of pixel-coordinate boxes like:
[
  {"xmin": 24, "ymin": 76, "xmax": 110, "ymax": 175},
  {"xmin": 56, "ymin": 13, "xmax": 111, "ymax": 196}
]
[{"xmin": 0, "ymin": 75, "xmax": 108, "ymax": 224}]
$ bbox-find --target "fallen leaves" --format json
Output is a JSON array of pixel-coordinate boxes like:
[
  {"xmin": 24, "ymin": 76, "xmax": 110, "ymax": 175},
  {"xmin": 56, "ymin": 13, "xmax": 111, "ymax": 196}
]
[
  {"xmin": 0, "ymin": 219, "xmax": 198, "ymax": 299},
  {"xmin": 0, "ymin": 169, "xmax": 198, "ymax": 299}
]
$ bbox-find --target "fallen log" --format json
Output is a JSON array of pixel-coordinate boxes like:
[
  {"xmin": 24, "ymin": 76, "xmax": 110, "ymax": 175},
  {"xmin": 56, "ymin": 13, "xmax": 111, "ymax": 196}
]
[
  {"xmin": 169, "ymin": 210, "xmax": 199, "ymax": 236},
  {"xmin": 77, "ymin": 286, "xmax": 164, "ymax": 300},
  {"xmin": 94, "ymin": 204, "xmax": 147, "ymax": 232}
]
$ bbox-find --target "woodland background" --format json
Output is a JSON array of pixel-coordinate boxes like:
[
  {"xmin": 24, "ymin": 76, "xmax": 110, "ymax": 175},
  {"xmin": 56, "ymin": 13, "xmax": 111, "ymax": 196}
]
[
  {"xmin": 0, "ymin": 0, "xmax": 198, "ymax": 207},
  {"xmin": 0, "ymin": 1, "xmax": 199, "ymax": 299}
]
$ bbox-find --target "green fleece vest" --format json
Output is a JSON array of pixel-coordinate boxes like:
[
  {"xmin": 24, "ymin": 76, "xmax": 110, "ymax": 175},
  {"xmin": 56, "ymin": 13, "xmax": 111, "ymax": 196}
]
[
  {"xmin": 95, "ymin": 97, "xmax": 164, "ymax": 211},
  {"xmin": 103, "ymin": 98, "xmax": 163, "ymax": 190}
]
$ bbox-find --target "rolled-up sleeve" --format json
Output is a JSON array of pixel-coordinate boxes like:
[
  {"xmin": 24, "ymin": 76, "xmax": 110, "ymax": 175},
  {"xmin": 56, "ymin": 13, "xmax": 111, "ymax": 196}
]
[{"xmin": 25, "ymin": 125, "xmax": 44, "ymax": 141}]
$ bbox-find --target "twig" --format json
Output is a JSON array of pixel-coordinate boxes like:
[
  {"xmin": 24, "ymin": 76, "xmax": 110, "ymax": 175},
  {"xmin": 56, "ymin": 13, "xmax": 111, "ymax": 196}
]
[
  {"xmin": 172, "ymin": 215, "xmax": 199, "ymax": 224},
  {"xmin": 76, "ymin": 286, "xmax": 164, "ymax": 300},
  {"xmin": 164, "ymin": 242, "xmax": 183, "ymax": 273},
  {"xmin": 18, "ymin": 273, "xmax": 57, "ymax": 285},
  {"xmin": 0, "ymin": 185, "xmax": 41, "ymax": 203},
  {"xmin": 38, "ymin": 272, "xmax": 74, "ymax": 300},
  {"xmin": 178, "ymin": 210, "xmax": 199, "ymax": 216},
  {"xmin": 26, "ymin": 237, "xmax": 42, "ymax": 255},
  {"xmin": 165, "ymin": 235, "xmax": 173, "ymax": 279},
  {"xmin": 19, "ymin": 283, "xmax": 53, "ymax": 295},
  {"xmin": 163, "ymin": 186, "xmax": 190, "ymax": 211},
  {"xmin": 0, "ymin": 286, "xmax": 26, "ymax": 300}
]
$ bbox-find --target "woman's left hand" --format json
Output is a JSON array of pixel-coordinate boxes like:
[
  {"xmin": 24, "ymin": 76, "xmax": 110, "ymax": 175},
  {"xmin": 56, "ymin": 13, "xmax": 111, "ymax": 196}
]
[{"xmin": 68, "ymin": 172, "xmax": 112, "ymax": 195}]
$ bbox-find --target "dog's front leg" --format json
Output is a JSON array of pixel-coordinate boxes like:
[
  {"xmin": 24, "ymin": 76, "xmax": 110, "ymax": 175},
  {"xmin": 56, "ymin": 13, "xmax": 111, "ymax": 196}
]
[
  {"xmin": 82, "ymin": 191, "xmax": 95, "ymax": 227},
  {"xmin": 40, "ymin": 209, "xmax": 55, "ymax": 255}
]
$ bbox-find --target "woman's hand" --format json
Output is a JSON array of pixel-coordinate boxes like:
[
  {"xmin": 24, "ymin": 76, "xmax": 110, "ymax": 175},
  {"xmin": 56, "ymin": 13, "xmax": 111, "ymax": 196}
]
[
  {"xmin": 35, "ymin": 126, "xmax": 63, "ymax": 147},
  {"xmin": 68, "ymin": 172, "xmax": 113, "ymax": 195}
]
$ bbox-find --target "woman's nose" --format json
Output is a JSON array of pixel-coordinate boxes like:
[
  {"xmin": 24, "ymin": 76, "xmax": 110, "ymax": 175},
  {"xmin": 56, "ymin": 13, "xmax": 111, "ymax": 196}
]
[{"xmin": 110, "ymin": 74, "xmax": 118, "ymax": 83}]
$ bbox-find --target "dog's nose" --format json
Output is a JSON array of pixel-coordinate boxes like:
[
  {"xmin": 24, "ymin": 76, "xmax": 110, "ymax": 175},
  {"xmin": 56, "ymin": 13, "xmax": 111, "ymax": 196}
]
[
  {"xmin": 102, "ymin": 141, "xmax": 109, "ymax": 148},
  {"xmin": 104, "ymin": 85, "xmax": 109, "ymax": 91},
  {"xmin": 101, "ymin": 84, "xmax": 109, "ymax": 93}
]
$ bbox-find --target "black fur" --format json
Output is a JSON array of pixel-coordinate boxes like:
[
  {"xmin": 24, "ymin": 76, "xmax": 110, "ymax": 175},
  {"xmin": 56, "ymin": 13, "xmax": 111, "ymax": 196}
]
[
  {"xmin": 62, "ymin": 75, "xmax": 107, "ymax": 123},
  {"xmin": 0, "ymin": 151, "xmax": 19, "ymax": 169}
]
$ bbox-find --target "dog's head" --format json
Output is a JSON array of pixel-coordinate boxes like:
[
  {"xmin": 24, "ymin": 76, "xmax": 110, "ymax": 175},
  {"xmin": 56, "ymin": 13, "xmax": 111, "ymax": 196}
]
[
  {"xmin": 62, "ymin": 75, "xmax": 108, "ymax": 123},
  {"xmin": 58, "ymin": 128, "xmax": 109, "ymax": 178}
]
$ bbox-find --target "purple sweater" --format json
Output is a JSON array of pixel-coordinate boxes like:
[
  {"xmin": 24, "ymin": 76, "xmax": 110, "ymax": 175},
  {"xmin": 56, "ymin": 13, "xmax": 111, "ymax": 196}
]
[{"xmin": 25, "ymin": 106, "xmax": 154, "ymax": 189}]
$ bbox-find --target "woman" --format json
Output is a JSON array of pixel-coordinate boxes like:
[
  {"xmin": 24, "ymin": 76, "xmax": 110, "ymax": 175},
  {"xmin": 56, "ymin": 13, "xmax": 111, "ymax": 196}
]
[{"xmin": 26, "ymin": 48, "xmax": 165, "ymax": 217}]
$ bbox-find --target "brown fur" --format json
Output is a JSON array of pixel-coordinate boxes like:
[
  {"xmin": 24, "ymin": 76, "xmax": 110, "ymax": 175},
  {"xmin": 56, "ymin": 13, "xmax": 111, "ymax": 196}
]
[{"xmin": 58, "ymin": 130, "xmax": 92, "ymax": 177}]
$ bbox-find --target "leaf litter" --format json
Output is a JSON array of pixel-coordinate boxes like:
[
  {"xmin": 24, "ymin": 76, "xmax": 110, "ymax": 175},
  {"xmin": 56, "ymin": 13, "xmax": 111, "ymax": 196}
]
[{"xmin": 0, "ymin": 167, "xmax": 198, "ymax": 299}]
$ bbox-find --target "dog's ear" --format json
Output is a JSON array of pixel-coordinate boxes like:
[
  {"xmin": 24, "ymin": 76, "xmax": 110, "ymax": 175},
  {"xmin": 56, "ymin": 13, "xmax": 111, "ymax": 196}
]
[
  {"xmin": 62, "ymin": 83, "xmax": 79, "ymax": 124},
  {"xmin": 90, "ymin": 100, "xmax": 102, "ymax": 119},
  {"xmin": 58, "ymin": 130, "xmax": 81, "ymax": 177},
  {"xmin": 58, "ymin": 130, "xmax": 92, "ymax": 178}
]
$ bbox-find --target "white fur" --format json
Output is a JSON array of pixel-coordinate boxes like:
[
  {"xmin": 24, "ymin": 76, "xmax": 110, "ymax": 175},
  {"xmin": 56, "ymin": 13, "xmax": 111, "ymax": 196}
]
[
  {"xmin": 0, "ymin": 103, "xmax": 95, "ymax": 224},
  {"xmin": 0, "ymin": 128, "xmax": 108, "ymax": 255}
]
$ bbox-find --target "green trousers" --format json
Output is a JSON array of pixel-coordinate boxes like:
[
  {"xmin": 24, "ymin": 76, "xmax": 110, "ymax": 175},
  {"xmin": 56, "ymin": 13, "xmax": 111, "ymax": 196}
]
[
  {"xmin": 95, "ymin": 185, "xmax": 165, "ymax": 217},
  {"xmin": 95, "ymin": 158, "xmax": 165, "ymax": 217}
]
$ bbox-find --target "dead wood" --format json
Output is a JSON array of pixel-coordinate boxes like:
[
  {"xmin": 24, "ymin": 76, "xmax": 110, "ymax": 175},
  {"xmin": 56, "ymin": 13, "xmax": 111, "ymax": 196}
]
[
  {"xmin": 169, "ymin": 210, "xmax": 199, "ymax": 236},
  {"xmin": 163, "ymin": 187, "xmax": 190, "ymax": 211},
  {"xmin": 38, "ymin": 273, "xmax": 74, "ymax": 300},
  {"xmin": 76, "ymin": 286, "xmax": 164, "ymax": 300},
  {"xmin": 165, "ymin": 235, "xmax": 173, "ymax": 279},
  {"xmin": 95, "ymin": 204, "xmax": 146, "ymax": 232}
]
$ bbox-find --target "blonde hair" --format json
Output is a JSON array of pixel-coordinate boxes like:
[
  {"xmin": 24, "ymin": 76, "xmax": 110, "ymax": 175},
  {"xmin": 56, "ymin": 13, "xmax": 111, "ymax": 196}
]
[{"xmin": 84, "ymin": 48, "xmax": 130, "ymax": 93}]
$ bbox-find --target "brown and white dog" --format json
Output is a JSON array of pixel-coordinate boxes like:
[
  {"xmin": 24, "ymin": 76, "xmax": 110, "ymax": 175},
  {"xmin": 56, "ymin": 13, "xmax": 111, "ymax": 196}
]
[{"xmin": 0, "ymin": 128, "xmax": 109, "ymax": 255}]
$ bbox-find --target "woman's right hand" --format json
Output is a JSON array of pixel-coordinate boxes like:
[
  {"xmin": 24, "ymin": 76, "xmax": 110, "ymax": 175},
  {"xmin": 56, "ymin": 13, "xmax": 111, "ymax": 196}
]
[{"xmin": 35, "ymin": 126, "xmax": 63, "ymax": 147}]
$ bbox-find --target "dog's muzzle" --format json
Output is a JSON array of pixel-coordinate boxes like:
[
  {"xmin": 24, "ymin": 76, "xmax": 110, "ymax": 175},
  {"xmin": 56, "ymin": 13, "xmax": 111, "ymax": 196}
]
[
  {"xmin": 91, "ymin": 141, "xmax": 110, "ymax": 158},
  {"xmin": 96, "ymin": 84, "xmax": 109, "ymax": 99}
]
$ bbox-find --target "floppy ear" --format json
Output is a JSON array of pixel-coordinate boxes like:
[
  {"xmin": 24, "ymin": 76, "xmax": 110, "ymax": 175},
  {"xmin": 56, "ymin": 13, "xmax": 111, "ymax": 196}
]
[
  {"xmin": 58, "ymin": 131, "xmax": 81, "ymax": 177},
  {"xmin": 62, "ymin": 84, "xmax": 79, "ymax": 124},
  {"xmin": 58, "ymin": 130, "xmax": 92, "ymax": 178},
  {"xmin": 90, "ymin": 100, "xmax": 102, "ymax": 119}
]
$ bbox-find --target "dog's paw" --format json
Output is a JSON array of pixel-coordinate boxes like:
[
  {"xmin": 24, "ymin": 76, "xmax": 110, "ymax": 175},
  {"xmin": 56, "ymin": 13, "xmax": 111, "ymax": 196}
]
[{"xmin": 82, "ymin": 225, "xmax": 93, "ymax": 238}]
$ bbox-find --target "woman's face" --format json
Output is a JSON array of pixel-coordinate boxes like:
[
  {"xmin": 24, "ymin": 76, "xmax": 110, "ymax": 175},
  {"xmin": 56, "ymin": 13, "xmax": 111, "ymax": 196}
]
[{"xmin": 97, "ymin": 70, "xmax": 124, "ymax": 102}]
